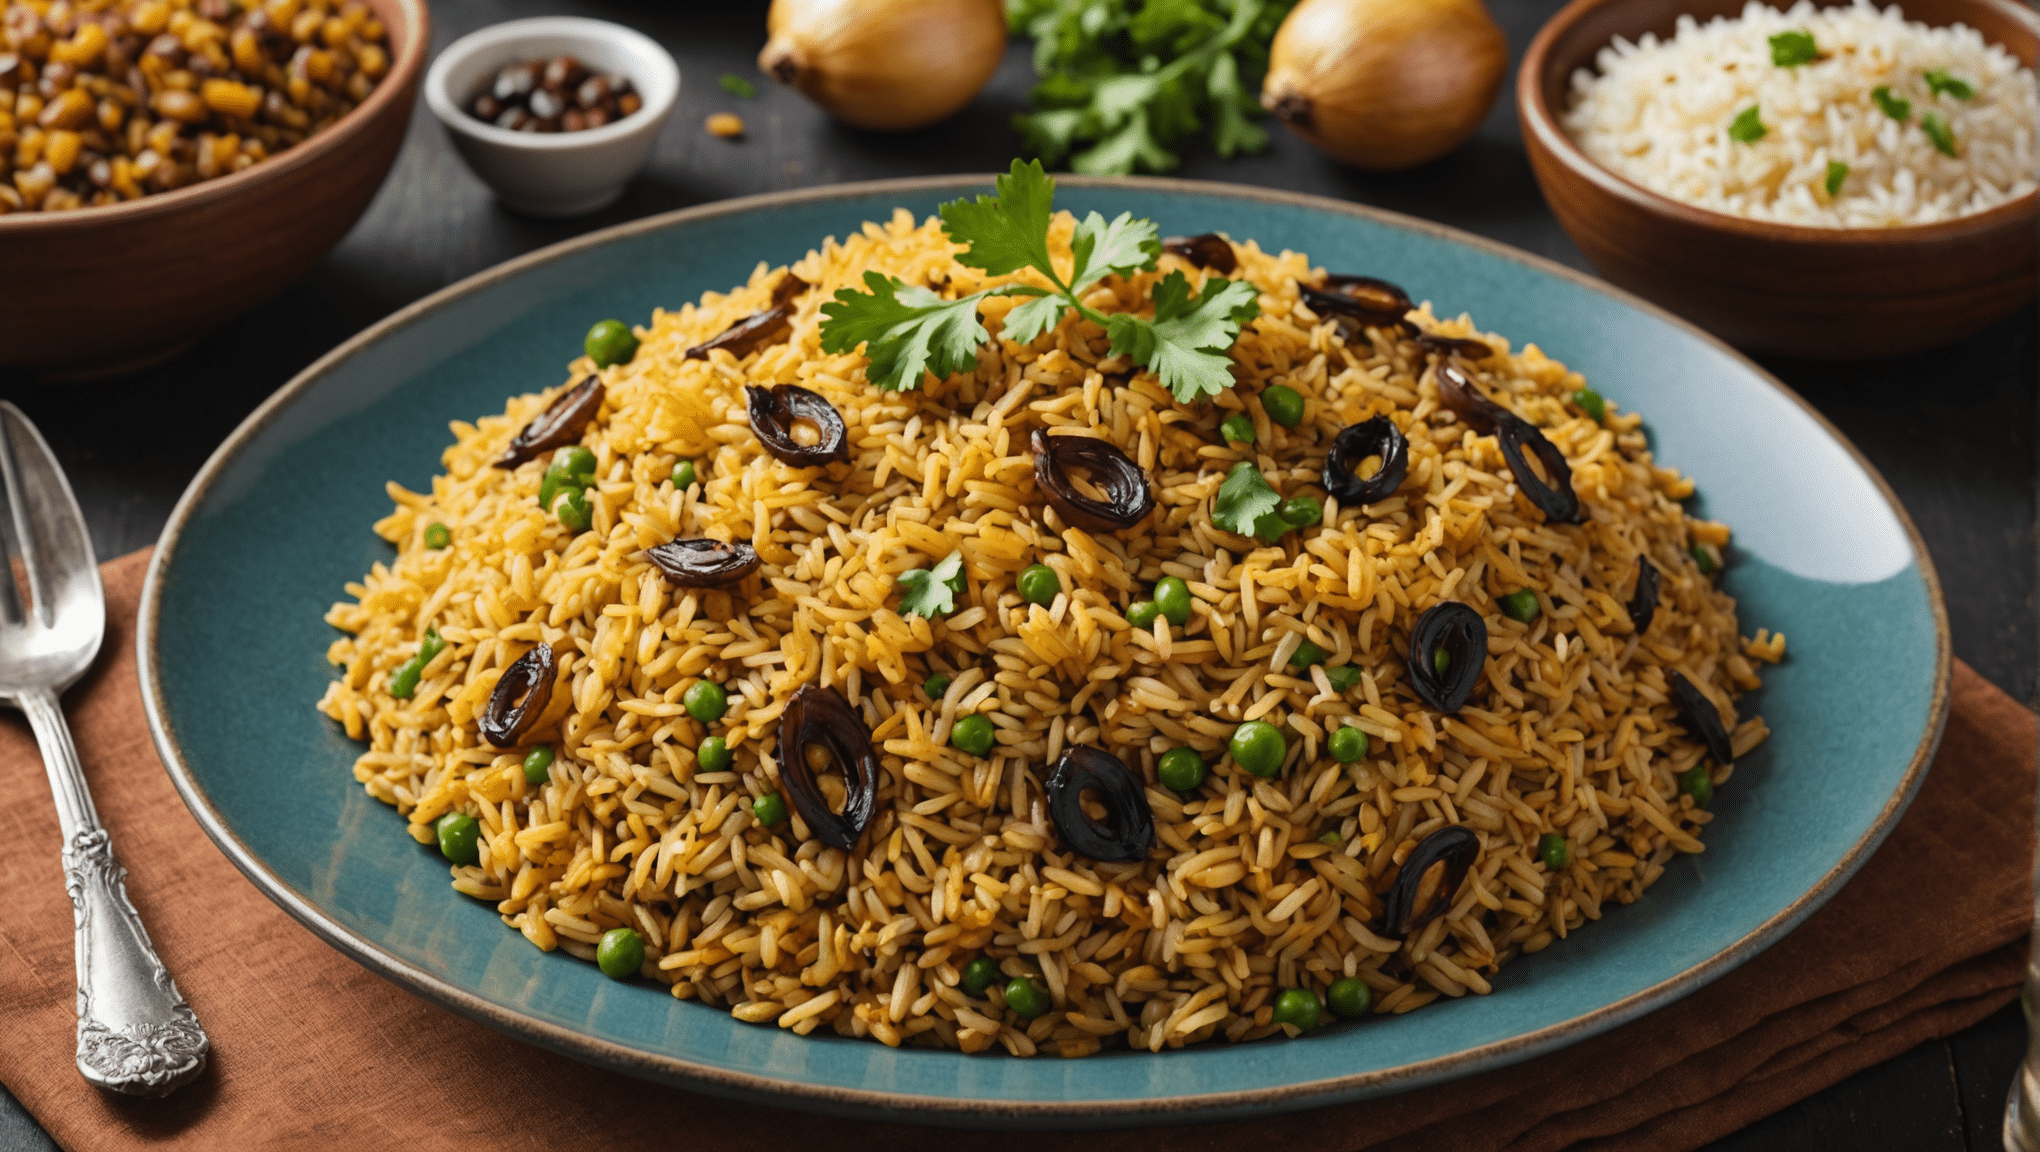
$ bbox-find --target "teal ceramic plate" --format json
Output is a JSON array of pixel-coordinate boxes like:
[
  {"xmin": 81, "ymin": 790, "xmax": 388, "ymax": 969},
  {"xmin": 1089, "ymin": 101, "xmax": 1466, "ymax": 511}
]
[{"xmin": 140, "ymin": 176, "xmax": 1949, "ymax": 1126}]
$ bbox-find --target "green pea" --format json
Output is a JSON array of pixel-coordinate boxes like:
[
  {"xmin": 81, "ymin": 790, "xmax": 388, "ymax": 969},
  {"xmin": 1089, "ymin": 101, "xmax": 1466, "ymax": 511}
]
[
  {"xmin": 434, "ymin": 811, "xmax": 480, "ymax": 866},
  {"xmin": 554, "ymin": 445, "xmax": 597, "ymax": 479},
  {"xmin": 1157, "ymin": 747, "xmax": 1207, "ymax": 792},
  {"xmin": 1270, "ymin": 987, "xmax": 1321, "ymax": 1030},
  {"xmin": 596, "ymin": 927, "xmax": 644, "ymax": 979},
  {"xmin": 585, "ymin": 319, "xmax": 639, "ymax": 368},
  {"xmin": 553, "ymin": 485, "xmax": 592, "ymax": 532},
  {"xmin": 1153, "ymin": 576, "xmax": 1193, "ymax": 626},
  {"xmin": 1326, "ymin": 665, "xmax": 1363, "ymax": 692},
  {"xmin": 684, "ymin": 679, "xmax": 729, "ymax": 723},
  {"xmin": 1279, "ymin": 495, "xmax": 1322, "ymax": 529},
  {"xmin": 1538, "ymin": 831, "xmax": 1571, "ymax": 869},
  {"xmin": 522, "ymin": 745, "xmax": 554, "ymax": 785},
  {"xmin": 1433, "ymin": 647, "xmax": 1450, "ymax": 675},
  {"xmin": 951, "ymin": 713, "xmax": 997, "ymax": 757},
  {"xmin": 1679, "ymin": 764, "xmax": 1715, "ymax": 808},
  {"xmin": 1261, "ymin": 384, "xmax": 1305, "ymax": 428},
  {"xmin": 1219, "ymin": 413, "xmax": 1256, "ymax": 444},
  {"xmin": 672, "ymin": 460, "xmax": 697, "ymax": 490},
  {"xmin": 389, "ymin": 628, "xmax": 446, "ymax": 700},
  {"xmin": 923, "ymin": 673, "xmax": 952, "ymax": 701},
  {"xmin": 423, "ymin": 522, "xmax": 451, "ymax": 550},
  {"xmin": 1692, "ymin": 542, "xmax": 1719, "ymax": 575},
  {"xmin": 1573, "ymin": 387, "xmax": 1606, "ymax": 423},
  {"xmin": 1289, "ymin": 640, "xmax": 1327, "ymax": 669},
  {"xmin": 752, "ymin": 791, "xmax": 788, "ymax": 826},
  {"xmin": 1003, "ymin": 976, "xmax": 1051, "ymax": 1019},
  {"xmin": 1018, "ymin": 563, "xmax": 1061, "ymax": 607},
  {"xmin": 1328, "ymin": 725, "xmax": 1368, "ymax": 763},
  {"xmin": 1317, "ymin": 829, "xmax": 1343, "ymax": 845},
  {"xmin": 1229, "ymin": 721, "xmax": 1286, "ymax": 777},
  {"xmin": 1499, "ymin": 589, "xmax": 1541, "ymax": 623},
  {"xmin": 1125, "ymin": 600, "xmax": 1160, "ymax": 630},
  {"xmin": 961, "ymin": 956, "xmax": 1001, "ymax": 997},
  {"xmin": 697, "ymin": 735, "xmax": 733, "ymax": 773},
  {"xmin": 1327, "ymin": 976, "xmax": 1373, "ymax": 1019}
]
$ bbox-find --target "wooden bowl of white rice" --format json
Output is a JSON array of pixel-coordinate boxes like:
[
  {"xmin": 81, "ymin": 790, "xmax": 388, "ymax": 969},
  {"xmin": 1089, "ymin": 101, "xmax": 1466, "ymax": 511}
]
[{"xmin": 1519, "ymin": 0, "xmax": 2038, "ymax": 358}]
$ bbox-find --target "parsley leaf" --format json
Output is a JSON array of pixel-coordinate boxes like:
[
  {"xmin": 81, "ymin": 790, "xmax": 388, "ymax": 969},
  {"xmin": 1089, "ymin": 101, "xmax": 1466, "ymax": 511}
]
[
  {"xmin": 1768, "ymin": 30, "xmax": 1819, "ymax": 66},
  {"xmin": 1921, "ymin": 111, "xmax": 1957, "ymax": 157},
  {"xmin": 1924, "ymin": 69, "xmax": 1974, "ymax": 100},
  {"xmin": 1106, "ymin": 271, "xmax": 1260, "ymax": 403},
  {"xmin": 1873, "ymin": 86, "xmax": 1911, "ymax": 122},
  {"xmin": 818, "ymin": 272, "xmax": 992, "ymax": 392},
  {"xmin": 1211, "ymin": 460, "xmax": 1291, "ymax": 542},
  {"xmin": 897, "ymin": 551, "xmax": 967, "ymax": 618},
  {"xmin": 1824, "ymin": 160, "xmax": 1849, "ymax": 195},
  {"xmin": 1728, "ymin": 106, "xmax": 1766, "ymax": 143}
]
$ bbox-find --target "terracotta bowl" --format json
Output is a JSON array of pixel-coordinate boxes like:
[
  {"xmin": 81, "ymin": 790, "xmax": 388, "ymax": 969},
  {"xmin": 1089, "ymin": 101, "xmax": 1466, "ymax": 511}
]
[
  {"xmin": 1519, "ymin": 0, "xmax": 2039, "ymax": 359},
  {"xmin": 0, "ymin": 0, "xmax": 429, "ymax": 378}
]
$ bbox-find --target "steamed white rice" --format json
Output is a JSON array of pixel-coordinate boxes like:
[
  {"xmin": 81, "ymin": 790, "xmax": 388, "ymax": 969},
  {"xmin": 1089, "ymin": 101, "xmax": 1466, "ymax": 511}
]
[{"xmin": 1562, "ymin": 0, "xmax": 2040, "ymax": 228}]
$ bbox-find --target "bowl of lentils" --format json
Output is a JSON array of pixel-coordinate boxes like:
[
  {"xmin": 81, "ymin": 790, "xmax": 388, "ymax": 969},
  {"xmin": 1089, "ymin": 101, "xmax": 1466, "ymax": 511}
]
[{"xmin": 0, "ymin": 0, "xmax": 429, "ymax": 376}]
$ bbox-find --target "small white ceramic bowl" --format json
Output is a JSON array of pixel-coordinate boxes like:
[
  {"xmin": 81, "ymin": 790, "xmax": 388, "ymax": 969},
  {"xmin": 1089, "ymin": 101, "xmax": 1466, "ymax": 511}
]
[{"xmin": 425, "ymin": 17, "xmax": 679, "ymax": 217}]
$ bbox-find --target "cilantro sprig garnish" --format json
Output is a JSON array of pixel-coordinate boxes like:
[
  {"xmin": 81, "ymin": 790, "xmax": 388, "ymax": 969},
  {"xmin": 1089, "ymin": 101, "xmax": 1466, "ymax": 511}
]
[
  {"xmin": 1212, "ymin": 460, "xmax": 1299, "ymax": 543},
  {"xmin": 819, "ymin": 159, "xmax": 1260, "ymax": 403},
  {"xmin": 897, "ymin": 551, "xmax": 967, "ymax": 618}
]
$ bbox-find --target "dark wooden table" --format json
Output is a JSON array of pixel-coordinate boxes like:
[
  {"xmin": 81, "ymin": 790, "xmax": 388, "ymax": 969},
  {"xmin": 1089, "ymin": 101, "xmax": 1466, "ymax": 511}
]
[{"xmin": 1, "ymin": 1, "xmax": 2032, "ymax": 1147}]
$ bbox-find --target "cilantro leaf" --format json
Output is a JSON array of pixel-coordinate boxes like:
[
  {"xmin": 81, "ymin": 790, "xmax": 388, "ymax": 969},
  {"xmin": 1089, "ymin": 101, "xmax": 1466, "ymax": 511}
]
[
  {"xmin": 940, "ymin": 159, "xmax": 1057, "ymax": 277},
  {"xmin": 1205, "ymin": 52, "xmax": 1268, "ymax": 158},
  {"xmin": 1000, "ymin": 291, "xmax": 1069, "ymax": 346},
  {"xmin": 1068, "ymin": 210, "xmax": 1161, "ymax": 293},
  {"xmin": 1074, "ymin": 105, "xmax": 1181, "ymax": 176},
  {"xmin": 1921, "ymin": 110, "xmax": 1957, "ymax": 157},
  {"xmin": 1009, "ymin": 0, "xmax": 1289, "ymax": 175},
  {"xmin": 1727, "ymin": 105, "xmax": 1766, "ymax": 143},
  {"xmin": 1768, "ymin": 30, "xmax": 1819, "ymax": 66},
  {"xmin": 1824, "ymin": 160, "xmax": 1849, "ymax": 195},
  {"xmin": 818, "ymin": 272, "xmax": 990, "ymax": 392},
  {"xmin": 1211, "ymin": 460, "xmax": 1288, "ymax": 542},
  {"xmin": 897, "ymin": 551, "xmax": 967, "ymax": 618},
  {"xmin": 1106, "ymin": 271, "xmax": 1260, "ymax": 402},
  {"xmin": 1872, "ymin": 86, "xmax": 1911, "ymax": 122},
  {"xmin": 719, "ymin": 73, "xmax": 757, "ymax": 98},
  {"xmin": 1924, "ymin": 69, "xmax": 1974, "ymax": 100}
]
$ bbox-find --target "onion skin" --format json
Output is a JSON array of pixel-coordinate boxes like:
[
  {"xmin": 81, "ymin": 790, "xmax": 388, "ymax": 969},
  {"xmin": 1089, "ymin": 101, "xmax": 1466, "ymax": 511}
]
[
  {"xmin": 1261, "ymin": 0, "xmax": 1507, "ymax": 171},
  {"xmin": 759, "ymin": 0, "xmax": 1006, "ymax": 131}
]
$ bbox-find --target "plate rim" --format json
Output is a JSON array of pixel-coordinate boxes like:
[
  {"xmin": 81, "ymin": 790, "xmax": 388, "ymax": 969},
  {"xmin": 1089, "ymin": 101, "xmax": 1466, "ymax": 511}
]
[{"xmin": 136, "ymin": 173, "xmax": 1952, "ymax": 1122}]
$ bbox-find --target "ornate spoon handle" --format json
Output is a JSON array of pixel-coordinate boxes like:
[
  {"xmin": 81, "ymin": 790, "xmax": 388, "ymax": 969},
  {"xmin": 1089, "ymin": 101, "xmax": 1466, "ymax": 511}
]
[{"xmin": 23, "ymin": 689, "xmax": 208, "ymax": 1096}]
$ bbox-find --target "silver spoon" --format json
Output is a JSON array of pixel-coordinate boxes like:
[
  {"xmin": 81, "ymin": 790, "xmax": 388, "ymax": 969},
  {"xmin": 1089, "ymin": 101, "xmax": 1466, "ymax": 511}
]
[{"xmin": 0, "ymin": 401, "xmax": 207, "ymax": 1097}]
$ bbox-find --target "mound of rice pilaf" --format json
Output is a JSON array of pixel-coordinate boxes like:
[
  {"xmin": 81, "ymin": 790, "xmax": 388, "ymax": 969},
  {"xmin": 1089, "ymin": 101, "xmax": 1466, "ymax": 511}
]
[{"xmin": 318, "ymin": 209, "xmax": 1776, "ymax": 1056}]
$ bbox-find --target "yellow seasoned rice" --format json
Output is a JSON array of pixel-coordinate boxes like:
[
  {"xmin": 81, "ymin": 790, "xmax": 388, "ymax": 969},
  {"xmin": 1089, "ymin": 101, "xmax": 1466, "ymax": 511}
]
[{"xmin": 317, "ymin": 208, "xmax": 1774, "ymax": 1056}]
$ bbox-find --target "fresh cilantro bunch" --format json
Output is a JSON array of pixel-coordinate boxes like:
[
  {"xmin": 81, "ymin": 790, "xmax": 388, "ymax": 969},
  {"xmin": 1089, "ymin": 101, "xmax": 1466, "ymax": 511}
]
[
  {"xmin": 1006, "ymin": 0, "xmax": 1295, "ymax": 175},
  {"xmin": 897, "ymin": 552, "xmax": 967, "ymax": 618},
  {"xmin": 818, "ymin": 159, "xmax": 1260, "ymax": 403}
]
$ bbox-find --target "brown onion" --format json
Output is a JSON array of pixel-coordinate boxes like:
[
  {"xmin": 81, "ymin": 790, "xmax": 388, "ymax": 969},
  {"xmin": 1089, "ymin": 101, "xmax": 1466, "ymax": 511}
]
[
  {"xmin": 1261, "ymin": 0, "xmax": 1508, "ymax": 171},
  {"xmin": 759, "ymin": 0, "xmax": 1005, "ymax": 131}
]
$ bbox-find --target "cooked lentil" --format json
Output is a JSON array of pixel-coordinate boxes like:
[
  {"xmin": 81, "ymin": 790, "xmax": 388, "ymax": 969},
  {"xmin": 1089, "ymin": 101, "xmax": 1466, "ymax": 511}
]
[{"xmin": 0, "ymin": 0, "xmax": 392, "ymax": 213}]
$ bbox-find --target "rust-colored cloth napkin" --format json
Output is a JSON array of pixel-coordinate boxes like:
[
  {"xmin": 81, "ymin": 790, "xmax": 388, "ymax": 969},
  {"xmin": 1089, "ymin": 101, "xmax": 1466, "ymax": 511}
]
[{"xmin": 0, "ymin": 550, "xmax": 2031, "ymax": 1152}]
